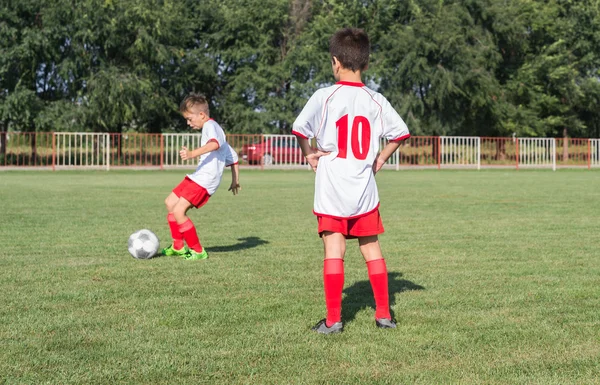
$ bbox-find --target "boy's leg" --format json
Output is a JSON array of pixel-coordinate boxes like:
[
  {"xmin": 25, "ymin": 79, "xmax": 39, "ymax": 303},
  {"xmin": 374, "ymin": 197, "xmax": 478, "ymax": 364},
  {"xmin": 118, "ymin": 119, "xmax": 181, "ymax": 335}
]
[
  {"xmin": 172, "ymin": 197, "xmax": 204, "ymax": 254},
  {"xmin": 359, "ymin": 235, "xmax": 392, "ymax": 321},
  {"xmin": 165, "ymin": 193, "xmax": 185, "ymax": 250},
  {"xmin": 322, "ymin": 231, "xmax": 346, "ymax": 327},
  {"xmin": 167, "ymin": 213, "xmax": 185, "ymax": 250}
]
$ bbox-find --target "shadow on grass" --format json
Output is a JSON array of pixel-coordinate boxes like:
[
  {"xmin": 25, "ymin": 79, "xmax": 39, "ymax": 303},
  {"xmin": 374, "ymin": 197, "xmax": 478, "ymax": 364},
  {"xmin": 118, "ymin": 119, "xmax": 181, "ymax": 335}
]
[
  {"xmin": 205, "ymin": 236, "xmax": 269, "ymax": 253},
  {"xmin": 341, "ymin": 272, "xmax": 424, "ymax": 324}
]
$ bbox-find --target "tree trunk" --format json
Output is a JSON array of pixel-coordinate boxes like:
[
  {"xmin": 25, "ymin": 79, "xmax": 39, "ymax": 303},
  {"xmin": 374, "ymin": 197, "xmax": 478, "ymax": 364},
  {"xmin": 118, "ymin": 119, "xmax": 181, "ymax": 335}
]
[
  {"xmin": 31, "ymin": 132, "xmax": 37, "ymax": 166},
  {"xmin": 0, "ymin": 131, "xmax": 6, "ymax": 158},
  {"xmin": 432, "ymin": 137, "xmax": 439, "ymax": 164},
  {"xmin": 495, "ymin": 140, "xmax": 506, "ymax": 160},
  {"xmin": 118, "ymin": 129, "xmax": 123, "ymax": 164}
]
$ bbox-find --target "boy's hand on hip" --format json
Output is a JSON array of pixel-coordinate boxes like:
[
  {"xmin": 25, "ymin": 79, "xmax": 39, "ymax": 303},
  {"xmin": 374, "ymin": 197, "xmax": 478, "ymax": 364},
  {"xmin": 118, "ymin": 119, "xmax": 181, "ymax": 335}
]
[
  {"xmin": 306, "ymin": 150, "xmax": 330, "ymax": 172},
  {"xmin": 180, "ymin": 146, "xmax": 191, "ymax": 160},
  {"xmin": 372, "ymin": 157, "xmax": 386, "ymax": 174}
]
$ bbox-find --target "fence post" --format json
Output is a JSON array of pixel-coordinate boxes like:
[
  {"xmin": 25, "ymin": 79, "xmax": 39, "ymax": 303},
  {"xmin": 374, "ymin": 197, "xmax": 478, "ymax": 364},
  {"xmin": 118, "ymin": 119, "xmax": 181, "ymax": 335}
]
[
  {"xmin": 105, "ymin": 134, "xmax": 110, "ymax": 171},
  {"xmin": 588, "ymin": 139, "xmax": 591, "ymax": 170},
  {"xmin": 32, "ymin": 132, "xmax": 37, "ymax": 166},
  {"xmin": 160, "ymin": 134, "xmax": 164, "ymax": 170},
  {"xmin": 477, "ymin": 137, "xmax": 481, "ymax": 170},
  {"xmin": 52, "ymin": 132, "xmax": 56, "ymax": 171},
  {"xmin": 515, "ymin": 138, "xmax": 519, "ymax": 170},
  {"xmin": 437, "ymin": 136, "xmax": 441, "ymax": 169},
  {"xmin": 552, "ymin": 138, "xmax": 556, "ymax": 171},
  {"xmin": 260, "ymin": 135, "xmax": 265, "ymax": 171}
]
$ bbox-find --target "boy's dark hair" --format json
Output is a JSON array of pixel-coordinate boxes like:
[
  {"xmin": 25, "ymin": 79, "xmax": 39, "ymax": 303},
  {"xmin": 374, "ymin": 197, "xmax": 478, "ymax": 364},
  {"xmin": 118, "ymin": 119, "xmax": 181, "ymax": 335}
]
[
  {"xmin": 329, "ymin": 28, "xmax": 370, "ymax": 72},
  {"xmin": 180, "ymin": 93, "xmax": 210, "ymax": 114}
]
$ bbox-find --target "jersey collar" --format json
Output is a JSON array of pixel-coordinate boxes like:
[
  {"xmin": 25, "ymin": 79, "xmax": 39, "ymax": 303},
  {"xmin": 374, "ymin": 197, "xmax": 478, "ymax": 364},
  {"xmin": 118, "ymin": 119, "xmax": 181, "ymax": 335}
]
[{"xmin": 336, "ymin": 81, "xmax": 365, "ymax": 87}]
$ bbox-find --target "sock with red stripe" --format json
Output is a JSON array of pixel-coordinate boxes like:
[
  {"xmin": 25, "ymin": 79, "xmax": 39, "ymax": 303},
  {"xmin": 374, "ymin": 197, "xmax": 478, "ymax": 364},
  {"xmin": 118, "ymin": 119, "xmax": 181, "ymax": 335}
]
[
  {"xmin": 323, "ymin": 258, "xmax": 344, "ymax": 327},
  {"xmin": 178, "ymin": 219, "xmax": 203, "ymax": 253},
  {"xmin": 367, "ymin": 258, "xmax": 391, "ymax": 320},
  {"xmin": 167, "ymin": 213, "xmax": 184, "ymax": 250}
]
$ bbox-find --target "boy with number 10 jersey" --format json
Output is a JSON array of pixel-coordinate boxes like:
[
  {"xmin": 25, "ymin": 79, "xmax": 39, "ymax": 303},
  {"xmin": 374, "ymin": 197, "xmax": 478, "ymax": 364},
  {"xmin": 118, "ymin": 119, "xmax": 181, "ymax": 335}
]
[{"xmin": 292, "ymin": 28, "xmax": 410, "ymax": 334}]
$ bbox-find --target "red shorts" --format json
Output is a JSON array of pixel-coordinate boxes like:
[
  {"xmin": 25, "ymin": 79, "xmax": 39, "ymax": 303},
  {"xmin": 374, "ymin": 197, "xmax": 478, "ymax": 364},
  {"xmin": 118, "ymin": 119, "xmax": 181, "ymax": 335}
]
[
  {"xmin": 172, "ymin": 177, "xmax": 211, "ymax": 208},
  {"xmin": 317, "ymin": 209, "xmax": 384, "ymax": 238}
]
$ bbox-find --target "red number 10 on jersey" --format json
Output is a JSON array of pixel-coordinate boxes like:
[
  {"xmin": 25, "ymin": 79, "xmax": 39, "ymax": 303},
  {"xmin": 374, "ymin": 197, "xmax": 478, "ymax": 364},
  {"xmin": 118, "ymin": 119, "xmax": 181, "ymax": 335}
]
[{"xmin": 335, "ymin": 114, "xmax": 371, "ymax": 160}]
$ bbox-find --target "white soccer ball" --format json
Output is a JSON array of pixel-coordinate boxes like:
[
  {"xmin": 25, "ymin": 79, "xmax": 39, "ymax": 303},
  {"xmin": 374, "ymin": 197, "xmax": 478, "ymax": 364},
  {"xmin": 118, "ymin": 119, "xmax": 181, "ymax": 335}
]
[{"xmin": 127, "ymin": 229, "xmax": 160, "ymax": 259}]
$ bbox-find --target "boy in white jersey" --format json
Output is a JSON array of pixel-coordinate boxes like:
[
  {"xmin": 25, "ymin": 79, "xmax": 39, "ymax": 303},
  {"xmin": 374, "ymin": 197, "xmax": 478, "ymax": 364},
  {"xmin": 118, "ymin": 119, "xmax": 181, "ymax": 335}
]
[
  {"xmin": 292, "ymin": 28, "xmax": 410, "ymax": 334},
  {"xmin": 160, "ymin": 93, "xmax": 240, "ymax": 260}
]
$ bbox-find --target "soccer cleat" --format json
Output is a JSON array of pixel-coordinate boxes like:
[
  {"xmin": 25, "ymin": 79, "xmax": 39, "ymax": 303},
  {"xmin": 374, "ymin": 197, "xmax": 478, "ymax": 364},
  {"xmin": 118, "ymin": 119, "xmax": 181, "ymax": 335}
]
[
  {"xmin": 375, "ymin": 318, "xmax": 397, "ymax": 329},
  {"xmin": 185, "ymin": 249, "xmax": 209, "ymax": 260},
  {"xmin": 160, "ymin": 244, "xmax": 188, "ymax": 257},
  {"xmin": 311, "ymin": 318, "xmax": 343, "ymax": 334}
]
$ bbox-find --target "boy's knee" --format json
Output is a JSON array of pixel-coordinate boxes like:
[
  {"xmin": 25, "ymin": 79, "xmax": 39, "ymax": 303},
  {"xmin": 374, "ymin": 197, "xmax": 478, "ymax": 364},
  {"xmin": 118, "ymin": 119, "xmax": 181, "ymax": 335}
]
[
  {"xmin": 172, "ymin": 209, "xmax": 187, "ymax": 223},
  {"xmin": 173, "ymin": 201, "xmax": 191, "ymax": 219},
  {"xmin": 165, "ymin": 195, "xmax": 177, "ymax": 211}
]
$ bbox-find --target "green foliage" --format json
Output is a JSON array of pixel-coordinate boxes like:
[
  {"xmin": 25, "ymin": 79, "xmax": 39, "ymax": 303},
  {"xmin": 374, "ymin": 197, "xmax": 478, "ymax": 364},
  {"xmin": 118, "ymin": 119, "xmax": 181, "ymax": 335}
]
[
  {"xmin": 376, "ymin": 0, "xmax": 503, "ymax": 136},
  {"xmin": 0, "ymin": 0, "xmax": 599, "ymax": 136},
  {"xmin": 0, "ymin": 85, "xmax": 42, "ymax": 130}
]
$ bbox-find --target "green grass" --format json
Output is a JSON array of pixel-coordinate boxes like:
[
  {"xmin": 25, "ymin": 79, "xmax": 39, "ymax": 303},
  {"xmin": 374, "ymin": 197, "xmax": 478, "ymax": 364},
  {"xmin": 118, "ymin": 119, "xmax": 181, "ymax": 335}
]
[{"xmin": 1, "ymin": 169, "xmax": 599, "ymax": 384}]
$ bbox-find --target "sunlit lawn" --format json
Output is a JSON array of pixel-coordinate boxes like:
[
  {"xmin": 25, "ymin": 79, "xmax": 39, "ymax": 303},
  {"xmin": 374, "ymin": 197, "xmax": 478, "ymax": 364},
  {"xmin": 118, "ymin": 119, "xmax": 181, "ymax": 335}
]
[{"xmin": 1, "ymin": 169, "xmax": 599, "ymax": 384}]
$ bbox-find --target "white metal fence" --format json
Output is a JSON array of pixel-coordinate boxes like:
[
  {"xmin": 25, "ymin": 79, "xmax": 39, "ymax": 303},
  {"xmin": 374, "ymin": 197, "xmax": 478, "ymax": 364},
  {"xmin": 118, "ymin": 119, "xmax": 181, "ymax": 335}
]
[
  {"xmin": 518, "ymin": 138, "xmax": 556, "ymax": 170},
  {"xmin": 2, "ymin": 132, "xmax": 599, "ymax": 170},
  {"xmin": 162, "ymin": 133, "xmax": 202, "ymax": 168},
  {"xmin": 262, "ymin": 134, "xmax": 305, "ymax": 166},
  {"xmin": 440, "ymin": 136, "xmax": 481, "ymax": 169},
  {"xmin": 54, "ymin": 133, "xmax": 110, "ymax": 169}
]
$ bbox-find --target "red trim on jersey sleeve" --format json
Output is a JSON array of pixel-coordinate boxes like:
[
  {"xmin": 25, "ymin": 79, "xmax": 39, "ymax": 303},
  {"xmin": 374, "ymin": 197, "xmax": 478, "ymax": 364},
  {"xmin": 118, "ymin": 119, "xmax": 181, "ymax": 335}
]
[
  {"xmin": 390, "ymin": 133, "xmax": 411, "ymax": 142},
  {"xmin": 291, "ymin": 130, "xmax": 309, "ymax": 139},
  {"xmin": 313, "ymin": 203, "xmax": 380, "ymax": 220},
  {"xmin": 207, "ymin": 138, "xmax": 221, "ymax": 149},
  {"xmin": 336, "ymin": 81, "xmax": 365, "ymax": 87},
  {"xmin": 226, "ymin": 161, "xmax": 239, "ymax": 167}
]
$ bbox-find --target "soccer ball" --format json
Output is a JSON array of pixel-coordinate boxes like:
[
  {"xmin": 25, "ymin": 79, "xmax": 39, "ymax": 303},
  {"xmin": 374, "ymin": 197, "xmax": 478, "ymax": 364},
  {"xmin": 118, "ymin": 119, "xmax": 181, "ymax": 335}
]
[{"xmin": 128, "ymin": 229, "xmax": 160, "ymax": 259}]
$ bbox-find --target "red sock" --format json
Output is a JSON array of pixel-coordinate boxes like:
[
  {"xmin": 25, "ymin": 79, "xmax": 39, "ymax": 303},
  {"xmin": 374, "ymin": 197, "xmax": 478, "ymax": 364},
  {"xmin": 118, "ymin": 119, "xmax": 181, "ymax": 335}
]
[
  {"xmin": 178, "ymin": 219, "xmax": 203, "ymax": 252},
  {"xmin": 367, "ymin": 258, "xmax": 391, "ymax": 320},
  {"xmin": 324, "ymin": 258, "xmax": 344, "ymax": 327},
  {"xmin": 167, "ymin": 214, "xmax": 184, "ymax": 250}
]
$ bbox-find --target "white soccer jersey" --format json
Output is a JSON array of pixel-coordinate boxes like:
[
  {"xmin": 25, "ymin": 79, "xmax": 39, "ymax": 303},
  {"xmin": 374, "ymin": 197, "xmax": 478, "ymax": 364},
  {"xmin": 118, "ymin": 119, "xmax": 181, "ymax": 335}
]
[
  {"xmin": 292, "ymin": 81, "xmax": 410, "ymax": 218},
  {"xmin": 188, "ymin": 119, "xmax": 238, "ymax": 195}
]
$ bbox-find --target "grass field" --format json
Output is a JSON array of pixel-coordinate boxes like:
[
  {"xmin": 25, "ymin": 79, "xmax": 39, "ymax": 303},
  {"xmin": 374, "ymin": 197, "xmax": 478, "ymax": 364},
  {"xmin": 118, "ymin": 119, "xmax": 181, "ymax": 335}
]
[{"xmin": 1, "ymin": 169, "xmax": 599, "ymax": 384}]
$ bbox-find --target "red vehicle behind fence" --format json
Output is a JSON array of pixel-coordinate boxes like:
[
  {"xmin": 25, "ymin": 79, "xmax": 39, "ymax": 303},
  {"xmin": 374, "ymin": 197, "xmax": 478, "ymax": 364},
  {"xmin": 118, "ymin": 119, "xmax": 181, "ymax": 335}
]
[{"xmin": 240, "ymin": 137, "xmax": 305, "ymax": 165}]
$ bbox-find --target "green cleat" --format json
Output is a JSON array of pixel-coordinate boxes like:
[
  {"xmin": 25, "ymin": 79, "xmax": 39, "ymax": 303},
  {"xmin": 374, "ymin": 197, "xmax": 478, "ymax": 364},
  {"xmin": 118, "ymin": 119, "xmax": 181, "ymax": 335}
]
[
  {"xmin": 185, "ymin": 249, "xmax": 209, "ymax": 260},
  {"xmin": 160, "ymin": 244, "xmax": 188, "ymax": 257}
]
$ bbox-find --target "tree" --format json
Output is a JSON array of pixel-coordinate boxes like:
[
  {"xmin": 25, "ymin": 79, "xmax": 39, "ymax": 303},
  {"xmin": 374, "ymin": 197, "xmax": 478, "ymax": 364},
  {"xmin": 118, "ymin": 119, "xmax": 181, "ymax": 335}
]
[
  {"xmin": 1, "ymin": 0, "xmax": 599, "ymax": 138},
  {"xmin": 375, "ymin": 0, "xmax": 503, "ymax": 136}
]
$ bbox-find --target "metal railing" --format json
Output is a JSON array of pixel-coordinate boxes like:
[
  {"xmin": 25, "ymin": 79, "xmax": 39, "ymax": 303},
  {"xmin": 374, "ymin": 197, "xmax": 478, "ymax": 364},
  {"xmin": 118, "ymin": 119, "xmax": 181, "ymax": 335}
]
[{"xmin": 1, "ymin": 131, "xmax": 599, "ymax": 170}]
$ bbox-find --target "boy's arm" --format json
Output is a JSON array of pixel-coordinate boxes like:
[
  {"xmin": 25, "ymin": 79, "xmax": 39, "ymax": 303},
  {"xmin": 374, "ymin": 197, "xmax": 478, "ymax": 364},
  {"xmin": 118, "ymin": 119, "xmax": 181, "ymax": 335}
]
[
  {"xmin": 224, "ymin": 142, "xmax": 240, "ymax": 194},
  {"xmin": 293, "ymin": 91, "xmax": 329, "ymax": 171},
  {"xmin": 374, "ymin": 97, "xmax": 410, "ymax": 174},
  {"xmin": 373, "ymin": 141, "xmax": 402, "ymax": 174},
  {"xmin": 297, "ymin": 137, "xmax": 329, "ymax": 172},
  {"xmin": 179, "ymin": 141, "xmax": 219, "ymax": 160},
  {"xmin": 228, "ymin": 163, "xmax": 240, "ymax": 195}
]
